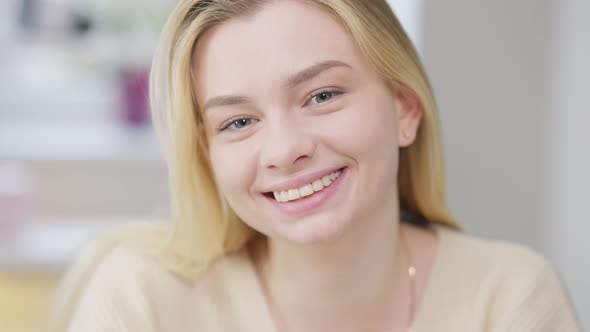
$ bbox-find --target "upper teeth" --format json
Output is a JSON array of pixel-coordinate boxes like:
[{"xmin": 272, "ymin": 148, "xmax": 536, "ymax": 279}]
[{"xmin": 272, "ymin": 170, "xmax": 342, "ymax": 203}]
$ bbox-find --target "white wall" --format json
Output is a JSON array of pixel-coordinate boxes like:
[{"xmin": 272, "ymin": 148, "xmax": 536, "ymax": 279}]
[
  {"xmin": 386, "ymin": 0, "xmax": 424, "ymax": 51},
  {"xmin": 422, "ymin": 0, "xmax": 553, "ymax": 249},
  {"xmin": 548, "ymin": 0, "xmax": 590, "ymax": 326},
  {"xmin": 421, "ymin": 0, "xmax": 587, "ymax": 326}
]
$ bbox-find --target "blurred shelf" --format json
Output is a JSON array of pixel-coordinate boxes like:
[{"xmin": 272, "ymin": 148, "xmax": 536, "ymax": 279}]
[
  {"xmin": 0, "ymin": 121, "xmax": 165, "ymax": 165},
  {"xmin": 0, "ymin": 120, "xmax": 170, "ymax": 219},
  {"xmin": 0, "ymin": 217, "xmax": 135, "ymax": 273}
]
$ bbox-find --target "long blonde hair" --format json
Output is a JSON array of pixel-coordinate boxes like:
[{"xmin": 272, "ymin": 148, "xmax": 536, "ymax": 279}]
[
  {"xmin": 152, "ymin": 0, "xmax": 458, "ymax": 275},
  {"xmin": 51, "ymin": 0, "xmax": 457, "ymax": 329}
]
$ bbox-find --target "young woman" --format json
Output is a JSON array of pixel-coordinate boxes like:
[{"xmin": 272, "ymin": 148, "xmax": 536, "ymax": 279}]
[{"xmin": 51, "ymin": 1, "xmax": 581, "ymax": 331}]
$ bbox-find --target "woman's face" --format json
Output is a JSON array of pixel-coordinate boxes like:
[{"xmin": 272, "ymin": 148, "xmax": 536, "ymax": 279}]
[{"xmin": 193, "ymin": 1, "xmax": 420, "ymax": 244}]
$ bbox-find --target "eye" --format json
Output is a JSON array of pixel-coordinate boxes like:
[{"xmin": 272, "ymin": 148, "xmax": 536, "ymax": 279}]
[
  {"xmin": 307, "ymin": 88, "xmax": 345, "ymax": 106},
  {"xmin": 218, "ymin": 117, "xmax": 258, "ymax": 132}
]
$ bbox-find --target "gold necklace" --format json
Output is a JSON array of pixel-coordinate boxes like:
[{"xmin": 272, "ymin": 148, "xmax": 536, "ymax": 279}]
[{"xmin": 400, "ymin": 226, "xmax": 417, "ymax": 331}]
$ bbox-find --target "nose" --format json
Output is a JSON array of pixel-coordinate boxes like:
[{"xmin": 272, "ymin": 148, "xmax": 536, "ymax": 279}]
[{"xmin": 259, "ymin": 116, "xmax": 315, "ymax": 171}]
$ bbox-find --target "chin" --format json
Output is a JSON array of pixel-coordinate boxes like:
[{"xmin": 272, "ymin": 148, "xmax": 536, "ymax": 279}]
[{"xmin": 274, "ymin": 213, "xmax": 355, "ymax": 246}]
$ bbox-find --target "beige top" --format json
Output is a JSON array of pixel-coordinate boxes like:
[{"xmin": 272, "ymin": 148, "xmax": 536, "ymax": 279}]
[{"xmin": 66, "ymin": 226, "xmax": 581, "ymax": 331}]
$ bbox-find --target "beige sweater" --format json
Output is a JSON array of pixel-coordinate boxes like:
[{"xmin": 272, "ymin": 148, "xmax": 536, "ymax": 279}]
[{"xmin": 66, "ymin": 226, "xmax": 581, "ymax": 331}]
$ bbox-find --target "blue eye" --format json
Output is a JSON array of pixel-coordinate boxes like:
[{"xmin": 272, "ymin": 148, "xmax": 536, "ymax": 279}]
[
  {"xmin": 219, "ymin": 117, "xmax": 258, "ymax": 132},
  {"xmin": 308, "ymin": 88, "xmax": 345, "ymax": 106}
]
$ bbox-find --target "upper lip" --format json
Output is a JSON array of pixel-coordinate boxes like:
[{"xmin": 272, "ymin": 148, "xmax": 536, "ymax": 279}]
[{"xmin": 262, "ymin": 167, "xmax": 344, "ymax": 193}]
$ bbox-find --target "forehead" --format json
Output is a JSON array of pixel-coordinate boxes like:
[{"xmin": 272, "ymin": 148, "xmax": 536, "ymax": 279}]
[{"xmin": 192, "ymin": 1, "xmax": 366, "ymax": 100}]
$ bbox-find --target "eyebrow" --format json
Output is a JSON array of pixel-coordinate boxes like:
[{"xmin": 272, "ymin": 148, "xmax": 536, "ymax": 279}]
[{"xmin": 202, "ymin": 60, "xmax": 352, "ymax": 112}]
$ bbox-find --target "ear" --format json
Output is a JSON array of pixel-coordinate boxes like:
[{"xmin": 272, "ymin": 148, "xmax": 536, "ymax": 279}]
[{"xmin": 395, "ymin": 87, "xmax": 423, "ymax": 148}]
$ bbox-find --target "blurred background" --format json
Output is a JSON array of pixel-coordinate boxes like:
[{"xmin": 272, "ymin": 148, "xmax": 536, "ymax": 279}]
[{"xmin": 0, "ymin": 0, "xmax": 587, "ymax": 331}]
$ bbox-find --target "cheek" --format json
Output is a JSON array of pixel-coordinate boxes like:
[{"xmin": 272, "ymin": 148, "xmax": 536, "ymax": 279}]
[
  {"xmin": 321, "ymin": 93, "xmax": 400, "ymax": 203},
  {"xmin": 209, "ymin": 144, "xmax": 257, "ymax": 206},
  {"xmin": 210, "ymin": 142, "xmax": 276, "ymax": 235},
  {"xmin": 324, "ymin": 93, "xmax": 400, "ymax": 162}
]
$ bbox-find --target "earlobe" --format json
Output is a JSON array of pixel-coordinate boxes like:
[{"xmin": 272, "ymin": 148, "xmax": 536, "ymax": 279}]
[
  {"xmin": 399, "ymin": 129, "xmax": 415, "ymax": 148},
  {"xmin": 402, "ymin": 129, "xmax": 412, "ymax": 141},
  {"xmin": 395, "ymin": 87, "xmax": 423, "ymax": 147}
]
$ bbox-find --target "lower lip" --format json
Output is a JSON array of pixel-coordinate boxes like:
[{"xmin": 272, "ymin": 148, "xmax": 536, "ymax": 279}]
[{"xmin": 263, "ymin": 167, "xmax": 349, "ymax": 217}]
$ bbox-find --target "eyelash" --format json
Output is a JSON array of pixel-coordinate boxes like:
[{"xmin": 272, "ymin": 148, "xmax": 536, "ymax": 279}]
[
  {"xmin": 217, "ymin": 116, "xmax": 257, "ymax": 132},
  {"xmin": 217, "ymin": 88, "xmax": 345, "ymax": 132},
  {"xmin": 304, "ymin": 87, "xmax": 345, "ymax": 107}
]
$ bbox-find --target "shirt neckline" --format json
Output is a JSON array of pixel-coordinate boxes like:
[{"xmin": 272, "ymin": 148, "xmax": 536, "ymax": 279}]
[{"xmin": 237, "ymin": 224, "xmax": 450, "ymax": 332}]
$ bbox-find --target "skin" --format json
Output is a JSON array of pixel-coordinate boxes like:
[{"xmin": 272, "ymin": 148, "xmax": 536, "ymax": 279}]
[{"xmin": 193, "ymin": 1, "xmax": 438, "ymax": 331}]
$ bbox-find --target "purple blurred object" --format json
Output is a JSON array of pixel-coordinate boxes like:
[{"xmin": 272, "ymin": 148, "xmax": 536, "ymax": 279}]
[{"xmin": 121, "ymin": 67, "xmax": 150, "ymax": 126}]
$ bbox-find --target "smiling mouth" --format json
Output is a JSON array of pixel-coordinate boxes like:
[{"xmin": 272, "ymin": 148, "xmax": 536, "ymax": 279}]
[{"xmin": 263, "ymin": 168, "xmax": 345, "ymax": 203}]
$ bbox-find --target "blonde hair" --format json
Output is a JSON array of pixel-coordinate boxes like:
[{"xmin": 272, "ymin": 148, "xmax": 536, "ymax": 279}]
[{"xmin": 50, "ymin": 0, "xmax": 457, "ymax": 329}]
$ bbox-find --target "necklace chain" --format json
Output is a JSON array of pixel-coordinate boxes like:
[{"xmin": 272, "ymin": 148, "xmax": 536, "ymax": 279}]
[
  {"xmin": 262, "ymin": 227, "xmax": 417, "ymax": 332},
  {"xmin": 400, "ymin": 227, "xmax": 417, "ymax": 331}
]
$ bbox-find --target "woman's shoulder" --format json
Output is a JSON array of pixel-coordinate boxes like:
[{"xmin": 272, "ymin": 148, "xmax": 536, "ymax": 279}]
[
  {"xmin": 55, "ymin": 222, "xmax": 254, "ymax": 331},
  {"xmin": 54, "ymin": 223, "xmax": 173, "ymax": 331},
  {"xmin": 79, "ymin": 241, "xmax": 175, "ymax": 292},
  {"xmin": 435, "ymin": 225, "xmax": 563, "ymax": 293},
  {"xmin": 72, "ymin": 230, "xmax": 252, "ymax": 302},
  {"xmin": 427, "ymin": 225, "xmax": 580, "ymax": 331},
  {"xmin": 437, "ymin": 225, "xmax": 551, "ymax": 273}
]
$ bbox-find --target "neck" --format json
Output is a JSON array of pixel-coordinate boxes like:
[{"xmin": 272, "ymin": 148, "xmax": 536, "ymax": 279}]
[{"xmin": 254, "ymin": 206, "xmax": 412, "ymax": 332}]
